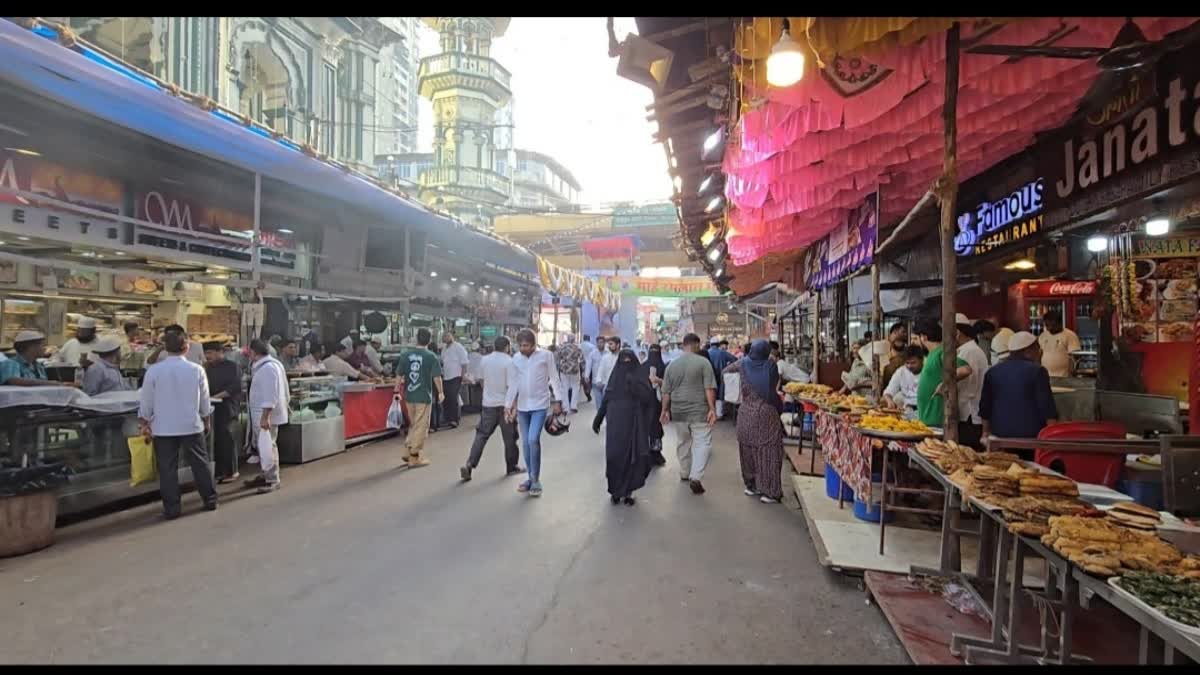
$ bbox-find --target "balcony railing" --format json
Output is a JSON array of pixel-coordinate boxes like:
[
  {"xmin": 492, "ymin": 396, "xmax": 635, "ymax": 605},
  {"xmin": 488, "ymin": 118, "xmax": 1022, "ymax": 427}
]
[
  {"xmin": 418, "ymin": 51, "xmax": 511, "ymax": 92},
  {"xmin": 420, "ymin": 166, "xmax": 512, "ymax": 197}
]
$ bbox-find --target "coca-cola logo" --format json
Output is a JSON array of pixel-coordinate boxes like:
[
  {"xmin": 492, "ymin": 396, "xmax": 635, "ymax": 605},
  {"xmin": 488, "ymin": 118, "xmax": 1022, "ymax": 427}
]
[{"xmin": 1048, "ymin": 281, "xmax": 1096, "ymax": 295}]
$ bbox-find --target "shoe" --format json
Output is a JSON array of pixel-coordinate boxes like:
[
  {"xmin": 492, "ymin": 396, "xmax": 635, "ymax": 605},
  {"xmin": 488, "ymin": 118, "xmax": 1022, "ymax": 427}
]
[
  {"xmin": 408, "ymin": 456, "xmax": 432, "ymax": 468},
  {"xmin": 611, "ymin": 495, "xmax": 621, "ymax": 505},
  {"xmin": 203, "ymin": 501, "xmax": 218, "ymax": 512},
  {"xmin": 744, "ymin": 488, "xmax": 760, "ymax": 496},
  {"xmin": 162, "ymin": 511, "xmax": 180, "ymax": 521},
  {"xmin": 680, "ymin": 476, "xmax": 690, "ymax": 482},
  {"xmin": 517, "ymin": 480, "xmax": 532, "ymax": 493},
  {"xmin": 623, "ymin": 497, "xmax": 636, "ymax": 506},
  {"xmin": 217, "ymin": 472, "xmax": 240, "ymax": 485},
  {"xmin": 256, "ymin": 483, "xmax": 280, "ymax": 494},
  {"xmin": 529, "ymin": 482, "xmax": 543, "ymax": 497},
  {"xmin": 506, "ymin": 466, "xmax": 527, "ymax": 476},
  {"xmin": 460, "ymin": 465, "xmax": 473, "ymax": 482},
  {"xmin": 243, "ymin": 475, "xmax": 268, "ymax": 488},
  {"xmin": 247, "ymin": 455, "xmax": 260, "ymax": 465},
  {"xmin": 760, "ymin": 496, "xmax": 780, "ymax": 504},
  {"xmin": 689, "ymin": 480, "xmax": 706, "ymax": 495}
]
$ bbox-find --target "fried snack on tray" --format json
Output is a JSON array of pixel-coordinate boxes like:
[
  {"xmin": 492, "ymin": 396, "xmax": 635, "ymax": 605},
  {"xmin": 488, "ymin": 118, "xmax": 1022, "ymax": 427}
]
[
  {"xmin": 1008, "ymin": 521, "xmax": 1050, "ymax": 537},
  {"xmin": 858, "ymin": 413, "xmax": 932, "ymax": 435},
  {"xmin": 1020, "ymin": 475, "xmax": 1080, "ymax": 497}
]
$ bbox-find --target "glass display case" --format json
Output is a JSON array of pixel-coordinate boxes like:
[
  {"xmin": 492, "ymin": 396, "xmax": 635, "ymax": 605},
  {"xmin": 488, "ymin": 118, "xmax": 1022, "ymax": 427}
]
[
  {"xmin": 288, "ymin": 374, "xmax": 342, "ymax": 412},
  {"xmin": 280, "ymin": 374, "xmax": 346, "ymax": 464},
  {"xmin": 1, "ymin": 298, "xmax": 48, "ymax": 348}
]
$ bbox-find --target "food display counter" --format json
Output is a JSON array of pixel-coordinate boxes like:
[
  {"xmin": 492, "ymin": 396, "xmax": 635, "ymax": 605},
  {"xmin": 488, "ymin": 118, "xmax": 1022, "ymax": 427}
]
[
  {"xmin": 342, "ymin": 381, "xmax": 400, "ymax": 445},
  {"xmin": 279, "ymin": 375, "xmax": 345, "ymax": 464}
]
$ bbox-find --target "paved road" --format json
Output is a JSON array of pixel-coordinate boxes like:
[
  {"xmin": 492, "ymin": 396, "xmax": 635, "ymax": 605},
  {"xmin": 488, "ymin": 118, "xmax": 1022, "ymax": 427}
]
[{"xmin": 0, "ymin": 402, "xmax": 907, "ymax": 664}]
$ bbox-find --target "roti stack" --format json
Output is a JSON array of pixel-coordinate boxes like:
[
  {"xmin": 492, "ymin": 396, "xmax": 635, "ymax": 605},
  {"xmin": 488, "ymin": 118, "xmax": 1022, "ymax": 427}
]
[
  {"xmin": 1108, "ymin": 501, "xmax": 1162, "ymax": 532},
  {"xmin": 1019, "ymin": 474, "xmax": 1079, "ymax": 498}
]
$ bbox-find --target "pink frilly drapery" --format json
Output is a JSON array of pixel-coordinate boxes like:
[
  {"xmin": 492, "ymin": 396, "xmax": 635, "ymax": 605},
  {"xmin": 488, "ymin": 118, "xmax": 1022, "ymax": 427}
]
[{"xmin": 723, "ymin": 17, "xmax": 1200, "ymax": 267}]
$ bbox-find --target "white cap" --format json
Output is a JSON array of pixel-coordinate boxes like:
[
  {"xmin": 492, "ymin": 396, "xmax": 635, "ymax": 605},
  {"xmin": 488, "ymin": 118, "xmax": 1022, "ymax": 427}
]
[
  {"xmin": 13, "ymin": 330, "xmax": 45, "ymax": 343},
  {"xmin": 1008, "ymin": 331, "xmax": 1037, "ymax": 353},
  {"xmin": 954, "ymin": 313, "xmax": 972, "ymax": 326},
  {"xmin": 77, "ymin": 316, "xmax": 98, "ymax": 329},
  {"xmin": 710, "ymin": 337, "xmax": 721, "ymax": 345},
  {"xmin": 91, "ymin": 336, "xmax": 123, "ymax": 354}
]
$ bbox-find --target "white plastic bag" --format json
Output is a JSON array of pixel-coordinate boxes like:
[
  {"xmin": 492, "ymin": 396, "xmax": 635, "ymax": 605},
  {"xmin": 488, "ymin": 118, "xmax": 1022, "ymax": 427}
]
[
  {"xmin": 723, "ymin": 372, "xmax": 741, "ymax": 405},
  {"xmin": 257, "ymin": 427, "xmax": 278, "ymax": 477},
  {"xmin": 386, "ymin": 398, "xmax": 404, "ymax": 430}
]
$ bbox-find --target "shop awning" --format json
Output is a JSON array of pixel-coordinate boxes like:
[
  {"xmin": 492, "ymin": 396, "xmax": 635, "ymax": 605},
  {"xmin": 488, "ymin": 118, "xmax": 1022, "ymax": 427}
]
[{"xmin": 0, "ymin": 20, "xmax": 535, "ymax": 274}]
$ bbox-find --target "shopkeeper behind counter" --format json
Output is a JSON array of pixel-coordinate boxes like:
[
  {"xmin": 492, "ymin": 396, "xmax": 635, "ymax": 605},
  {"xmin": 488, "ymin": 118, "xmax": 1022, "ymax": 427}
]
[
  {"xmin": 51, "ymin": 316, "xmax": 99, "ymax": 368},
  {"xmin": 1, "ymin": 331, "xmax": 67, "ymax": 387}
]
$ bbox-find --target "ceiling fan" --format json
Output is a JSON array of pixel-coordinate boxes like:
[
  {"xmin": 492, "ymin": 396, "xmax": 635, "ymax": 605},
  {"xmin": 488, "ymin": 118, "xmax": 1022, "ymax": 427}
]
[{"xmin": 965, "ymin": 18, "xmax": 1200, "ymax": 71}]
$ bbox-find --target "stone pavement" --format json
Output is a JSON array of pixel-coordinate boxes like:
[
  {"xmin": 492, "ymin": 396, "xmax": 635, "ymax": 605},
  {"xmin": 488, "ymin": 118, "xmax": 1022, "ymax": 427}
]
[{"xmin": 0, "ymin": 401, "xmax": 907, "ymax": 664}]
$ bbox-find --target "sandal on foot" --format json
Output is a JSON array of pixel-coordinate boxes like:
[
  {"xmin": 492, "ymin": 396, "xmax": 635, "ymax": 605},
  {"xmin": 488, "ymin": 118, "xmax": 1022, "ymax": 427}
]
[{"xmin": 517, "ymin": 480, "xmax": 532, "ymax": 493}]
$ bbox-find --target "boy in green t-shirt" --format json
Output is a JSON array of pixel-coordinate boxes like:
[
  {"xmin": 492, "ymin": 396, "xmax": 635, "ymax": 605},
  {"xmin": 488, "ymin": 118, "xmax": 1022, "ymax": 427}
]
[
  {"xmin": 396, "ymin": 328, "xmax": 443, "ymax": 467},
  {"xmin": 914, "ymin": 317, "xmax": 967, "ymax": 428}
]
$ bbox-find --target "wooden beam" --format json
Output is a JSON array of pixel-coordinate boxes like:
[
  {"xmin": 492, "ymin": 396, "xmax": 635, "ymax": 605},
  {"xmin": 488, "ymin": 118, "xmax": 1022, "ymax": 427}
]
[
  {"xmin": 876, "ymin": 190, "xmax": 936, "ymax": 257},
  {"xmin": 640, "ymin": 20, "xmax": 710, "ymax": 45},
  {"xmin": 645, "ymin": 73, "xmax": 724, "ymax": 112},
  {"xmin": 939, "ymin": 23, "xmax": 962, "ymax": 443},
  {"xmin": 688, "ymin": 57, "xmax": 725, "ymax": 83}
]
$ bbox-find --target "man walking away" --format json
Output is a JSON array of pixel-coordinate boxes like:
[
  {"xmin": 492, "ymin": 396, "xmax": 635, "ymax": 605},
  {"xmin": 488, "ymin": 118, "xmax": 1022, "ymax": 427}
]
[
  {"xmin": 556, "ymin": 334, "xmax": 585, "ymax": 413},
  {"xmin": 661, "ymin": 333, "xmax": 718, "ymax": 494},
  {"xmin": 398, "ymin": 328, "xmax": 443, "ymax": 467},
  {"xmin": 440, "ymin": 331, "xmax": 469, "ymax": 428},
  {"xmin": 137, "ymin": 327, "xmax": 218, "ymax": 518},
  {"xmin": 593, "ymin": 336, "xmax": 620, "ymax": 408},
  {"xmin": 204, "ymin": 341, "xmax": 242, "ymax": 483},
  {"xmin": 709, "ymin": 339, "xmax": 737, "ymax": 419},
  {"xmin": 244, "ymin": 339, "xmax": 289, "ymax": 493},
  {"xmin": 461, "ymin": 336, "xmax": 523, "ymax": 481},
  {"xmin": 506, "ymin": 329, "xmax": 564, "ymax": 498},
  {"xmin": 580, "ymin": 335, "xmax": 597, "ymax": 401}
]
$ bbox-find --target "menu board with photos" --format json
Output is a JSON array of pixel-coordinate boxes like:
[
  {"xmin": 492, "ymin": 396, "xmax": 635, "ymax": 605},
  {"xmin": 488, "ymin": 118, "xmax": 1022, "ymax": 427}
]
[{"xmin": 1125, "ymin": 257, "xmax": 1198, "ymax": 344}]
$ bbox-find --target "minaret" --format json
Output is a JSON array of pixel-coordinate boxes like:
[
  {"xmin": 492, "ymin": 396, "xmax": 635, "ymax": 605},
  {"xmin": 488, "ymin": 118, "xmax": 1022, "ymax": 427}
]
[{"xmin": 418, "ymin": 17, "xmax": 512, "ymax": 229}]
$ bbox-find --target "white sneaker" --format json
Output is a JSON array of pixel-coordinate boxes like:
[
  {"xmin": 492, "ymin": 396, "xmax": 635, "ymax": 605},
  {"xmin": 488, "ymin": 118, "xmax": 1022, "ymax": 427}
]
[
  {"xmin": 760, "ymin": 496, "xmax": 780, "ymax": 504},
  {"xmin": 744, "ymin": 488, "xmax": 760, "ymax": 496},
  {"xmin": 247, "ymin": 455, "xmax": 260, "ymax": 465}
]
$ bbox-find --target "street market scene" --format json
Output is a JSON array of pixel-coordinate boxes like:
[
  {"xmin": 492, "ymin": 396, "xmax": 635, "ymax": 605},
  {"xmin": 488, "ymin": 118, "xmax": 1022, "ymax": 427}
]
[{"xmin": 2, "ymin": 14, "xmax": 1200, "ymax": 665}]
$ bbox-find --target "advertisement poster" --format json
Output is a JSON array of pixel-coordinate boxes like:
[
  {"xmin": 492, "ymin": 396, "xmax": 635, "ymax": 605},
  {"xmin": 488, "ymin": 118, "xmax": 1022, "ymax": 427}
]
[
  {"xmin": 804, "ymin": 193, "xmax": 878, "ymax": 291},
  {"xmin": 0, "ymin": 149, "xmax": 124, "ymax": 214},
  {"xmin": 113, "ymin": 275, "xmax": 164, "ymax": 295},
  {"xmin": 36, "ymin": 266, "xmax": 98, "ymax": 292},
  {"xmin": 1126, "ymin": 240, "xmax": 1198, "ymax": 345}
]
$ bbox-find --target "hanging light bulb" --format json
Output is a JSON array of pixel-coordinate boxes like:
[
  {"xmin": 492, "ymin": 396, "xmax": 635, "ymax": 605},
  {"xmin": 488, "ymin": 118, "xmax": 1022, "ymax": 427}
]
[
  {"xmin": 1086, "ymin": 235, "xmax": 1108, "ymax": 253},
  {"xmin": 767, "ymin": 19, "xmax": 806, "ymax": 88}
]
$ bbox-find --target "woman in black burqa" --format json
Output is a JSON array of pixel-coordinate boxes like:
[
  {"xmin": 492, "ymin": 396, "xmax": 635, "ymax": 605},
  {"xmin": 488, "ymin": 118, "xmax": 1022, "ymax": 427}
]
[
  {"xmin": 592, "ymin": 348, "xmax": 655, "ymax": 505},
  {"xmin": 642, "ymin": 344, "xmax": 668, "ymax": 466}
]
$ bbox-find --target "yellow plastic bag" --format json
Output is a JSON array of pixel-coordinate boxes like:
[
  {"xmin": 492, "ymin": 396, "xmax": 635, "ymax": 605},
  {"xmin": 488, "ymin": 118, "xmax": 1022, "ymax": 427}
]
[{"xmin": 128, "ymin": 436, "xmax": 158, "ymax": 487}]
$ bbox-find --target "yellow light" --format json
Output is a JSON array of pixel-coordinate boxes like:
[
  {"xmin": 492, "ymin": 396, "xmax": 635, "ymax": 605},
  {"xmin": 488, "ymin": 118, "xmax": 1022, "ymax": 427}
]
[
  {"xmin": 1003, "ymin": 259, "xmax": 1037, "ymax": 271},
  {"xmin": 766, "ymin": 28, "xmax": 806, "ymax": 88}
]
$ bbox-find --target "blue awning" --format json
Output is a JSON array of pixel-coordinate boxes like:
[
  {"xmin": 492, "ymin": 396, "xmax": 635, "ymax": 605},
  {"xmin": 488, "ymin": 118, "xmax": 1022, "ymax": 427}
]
[{"xmin": 0, "ymin": 19, "xmax": 535, "ymax": 274}]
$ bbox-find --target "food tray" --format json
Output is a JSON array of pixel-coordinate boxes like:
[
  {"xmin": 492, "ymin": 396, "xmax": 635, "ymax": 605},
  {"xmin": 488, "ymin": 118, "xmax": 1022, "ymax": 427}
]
[
  {"xmin": 851, "ymin": 426, "xmax": 939, "ymax": 441},
  {"xmin": 1108, "ymin": 576, "xmax": 1200, "ymax": 638}
]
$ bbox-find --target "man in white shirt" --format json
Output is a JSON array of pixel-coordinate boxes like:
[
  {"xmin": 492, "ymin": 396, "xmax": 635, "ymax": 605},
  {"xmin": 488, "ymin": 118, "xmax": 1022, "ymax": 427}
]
[
  {"xmin": 460, "ymin": 335, "xmax": 523, "ymax": 481},
  {"xmin": 955, "ymin": 314, "xmax": 990, "ymax": 449},
  {"xmin": 592, "ymin": 336, "xmax": 620, "ymax": 407},
  {"xmin": 244, "ymin": 339, "xmax": 289, "ymax": 493},
  {"xmin": 440, "ymin": 332, "xmax": 470, "ymax": 428},
  {"xmin": 322, "ymin": 343, "xmax": 363, "ymax": 380},
  {"xmin": 1038, "ymin": 310, "xmax": 1081, "ymax": 378},
  {"xmin": 506, "ymin": 329, "xmax": 564, "ymax": 498},
  {"xmin": 579, "ymin": 335, "xmax": 597, "ymax": 402},
  {"xmin": 137, "ymin": 327, "xmax": 218, "ymax": 519},
  {"xmin": 883, "ymin": 345, "xmax": 925, "ymax": 409},
  {"xmin": 52, "ymin": 315, "xmax": 100, "ymax": 368},
  {"xmin": 366, "ymin": 337, "xmax": 386, "ymax": 375}
]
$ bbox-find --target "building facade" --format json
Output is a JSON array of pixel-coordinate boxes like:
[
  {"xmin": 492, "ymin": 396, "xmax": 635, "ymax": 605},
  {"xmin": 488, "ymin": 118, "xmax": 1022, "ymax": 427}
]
[
  {"xmin": 59, "ymin": 17, "xmax": 402, "ymax": 176},
  {"xmin": 508, "ymin": 149, "xmax": 581, "ymax": 211},
  {"xmin": 375, "ymin": 17, "xmax": 421, "ymax": 155}
]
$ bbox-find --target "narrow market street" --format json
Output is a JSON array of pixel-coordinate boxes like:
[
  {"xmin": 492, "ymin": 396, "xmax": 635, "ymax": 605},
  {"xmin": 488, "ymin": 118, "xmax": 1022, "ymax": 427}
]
[{"xmin": 0, "ymin": 404, "xmax": 905, "ymax": 665}]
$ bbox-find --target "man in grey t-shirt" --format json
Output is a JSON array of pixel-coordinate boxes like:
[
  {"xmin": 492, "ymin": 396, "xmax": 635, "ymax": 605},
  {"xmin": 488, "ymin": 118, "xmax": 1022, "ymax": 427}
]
[{"xmin": 661, "ymin": 333, "xmax": 718, "ymax": 494}]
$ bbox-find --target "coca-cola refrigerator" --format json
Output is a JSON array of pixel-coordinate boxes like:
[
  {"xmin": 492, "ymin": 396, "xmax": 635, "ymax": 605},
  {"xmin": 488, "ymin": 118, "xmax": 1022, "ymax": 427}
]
[{"xmin": 1006, "ymin": 279, "xmax": 1100, "ymax": 351}]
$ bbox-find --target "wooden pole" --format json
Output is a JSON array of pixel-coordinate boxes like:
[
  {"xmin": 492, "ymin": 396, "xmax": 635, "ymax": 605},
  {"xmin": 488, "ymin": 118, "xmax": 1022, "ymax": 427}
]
[
  {"xmin": 939, "ymin": 24, "xmax": 962, "ymax": 442},
  {"xmin": 812, "ymin": 292, "xmax": 821, "ymax": 385},
  {"xmin": 871, "ymin": 261, "xmax": 883, "ymax": 401}
]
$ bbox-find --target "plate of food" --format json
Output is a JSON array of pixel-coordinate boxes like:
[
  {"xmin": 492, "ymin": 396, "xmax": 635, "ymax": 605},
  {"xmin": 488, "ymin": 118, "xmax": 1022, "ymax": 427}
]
[
  {"xmin": 1159, "ymin": 298, "xmax": 1198, "ymax": 322},
  {"xmin": 1110, "ymin": 572, "xmax": 1200, "ymax": 636},
  {"xmin": 1162, "ymin": 278, "xmax": 1199, "ymax": 301},
  {"xmin": 1159, "ymin": 321, "xmax": 1194, "ymax": 343},
  {"xmin": 1124, "ymin": 322, "xmax": 1157, "ymax": 344},
  {"xmin": 853, "ymin": 413, "xmax": 938, "ymax": 440},
  {"xmin": 1157, "ymin": 258, "xmax": 1199, "ymax": 280}
]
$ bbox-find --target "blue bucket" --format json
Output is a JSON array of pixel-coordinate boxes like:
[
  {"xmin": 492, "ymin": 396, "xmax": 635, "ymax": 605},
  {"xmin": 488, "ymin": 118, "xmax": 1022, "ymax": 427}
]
[
  {"xmin": 824, "ymin": 462, "xmax": 854, "ymax": 501},
  {"xmin": 853, "ymin": 472, "xmax": 896, "ymax": 523}
]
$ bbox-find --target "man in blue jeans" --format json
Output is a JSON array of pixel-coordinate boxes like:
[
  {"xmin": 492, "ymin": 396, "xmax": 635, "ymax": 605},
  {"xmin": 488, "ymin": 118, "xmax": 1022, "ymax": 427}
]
[{"xmin": 506, "ymin": 329, "xmax": 564, "ymax": 498}]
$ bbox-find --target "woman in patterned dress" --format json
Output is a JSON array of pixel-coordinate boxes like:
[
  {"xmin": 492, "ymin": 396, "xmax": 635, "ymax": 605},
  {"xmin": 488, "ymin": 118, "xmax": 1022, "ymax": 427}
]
[{"xmin": 723, "ymin": 339, "xmax": 785, "ymax": 503}]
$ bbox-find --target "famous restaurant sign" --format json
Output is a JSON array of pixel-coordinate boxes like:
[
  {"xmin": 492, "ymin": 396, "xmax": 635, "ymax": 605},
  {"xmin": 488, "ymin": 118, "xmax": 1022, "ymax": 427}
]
[
  {"xmin": 954, "ymin": 149, "xmax": 1045, "ymax": 259},
  {"xmin": 1039, "ymin": 44, "xmax": 1200, "ymax": 229}
]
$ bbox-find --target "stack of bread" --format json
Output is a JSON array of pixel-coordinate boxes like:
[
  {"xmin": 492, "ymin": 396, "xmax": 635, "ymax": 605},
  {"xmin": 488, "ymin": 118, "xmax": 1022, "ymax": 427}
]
[
  {"xmin": 1018, "ymin": 474, "xmax": 1079, "ymax": 499},
  {"xmin": 1041, "ymin": 514, "xmax": 1200, "ymax": 579},
  {"xmin": 1107, "ymin": 501, "xmax": 1162, "ymax": 532},
  {"xmin": 916, "ymin": 438, "xmax": 980, "ymax": 474}
]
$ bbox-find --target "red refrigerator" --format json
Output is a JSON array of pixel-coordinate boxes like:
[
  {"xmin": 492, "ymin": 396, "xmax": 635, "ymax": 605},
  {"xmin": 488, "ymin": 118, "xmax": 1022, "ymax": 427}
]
[{"xmin": 1006, "ymin": 279, "xmax": 1100, "ymax": 353}]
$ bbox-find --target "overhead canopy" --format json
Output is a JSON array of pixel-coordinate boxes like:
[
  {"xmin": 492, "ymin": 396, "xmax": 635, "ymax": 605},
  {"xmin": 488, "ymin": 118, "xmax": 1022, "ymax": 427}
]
[
  {"xmin": 722, "ymin": 17, "xmax": 1200, "ymax": 266},
  {"xmin": 0, "ymin": 19, "xmax": 535, "ymax": 274}
]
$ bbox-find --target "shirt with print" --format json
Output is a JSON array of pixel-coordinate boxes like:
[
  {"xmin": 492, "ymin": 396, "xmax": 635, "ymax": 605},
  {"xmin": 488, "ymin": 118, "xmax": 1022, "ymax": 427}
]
[
  {"xmin": 916, "ymin": 345, "xmax": 968, "ymax": 427},
  {"xmin": 400, "ymin": 347, "xmax": 441, "ymax": 404},
  {"xmin": 555, "ymin": 342, "xmax": 584, "ymax": 375}
]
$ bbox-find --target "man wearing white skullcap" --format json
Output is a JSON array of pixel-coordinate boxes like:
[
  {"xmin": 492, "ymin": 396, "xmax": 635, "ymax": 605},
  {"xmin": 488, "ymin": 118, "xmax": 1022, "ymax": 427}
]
[
  {"xmin": 52, "ymin": 316, "xmax": 101, "ymax": 368},
  {"xmin": 1, "ymin": 330, "xmax": 60, "ymax": 386},
  {"xmin": 978, "ymin": 331, "xmax": 1058, "ymax": 457}
]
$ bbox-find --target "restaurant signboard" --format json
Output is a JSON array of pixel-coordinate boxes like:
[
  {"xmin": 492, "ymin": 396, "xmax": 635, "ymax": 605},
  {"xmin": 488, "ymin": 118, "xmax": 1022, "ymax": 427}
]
[{"xmin": 802, "ymin": 193, "xmax": 878, "ymax": 291}]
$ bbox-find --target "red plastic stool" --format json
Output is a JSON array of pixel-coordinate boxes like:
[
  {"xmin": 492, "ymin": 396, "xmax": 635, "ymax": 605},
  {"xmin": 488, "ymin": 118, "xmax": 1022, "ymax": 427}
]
[{"xmin": 1035, "ymin": 421, "xmax": 1127, "ymax": 488}]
